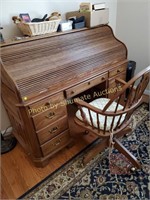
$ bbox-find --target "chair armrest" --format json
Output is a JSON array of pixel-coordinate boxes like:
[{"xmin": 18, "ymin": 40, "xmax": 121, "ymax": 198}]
[
  {"xmin": 74, "ymin": 98, "xmax": 130, "ymax": 116},
  {"xmin": 115, "ymin": 78, "xmax": 127, "ymax": 85},
  {"xmin": 74, "ymin": 98, "xmax": 104, "ymax": 114}
]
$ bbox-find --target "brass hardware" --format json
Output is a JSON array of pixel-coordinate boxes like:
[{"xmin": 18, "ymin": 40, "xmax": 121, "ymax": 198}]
[
  {"xmin": 45, "ymin": 112, "xmax": 55, "ymax": 119},
  {"xmin": 88, "ymin": 82, "xmax": 90, "ymax": 85},
  {"xmin": 117, "ymin": 69, "xmax": 121, "ymax": 73},
  {"xmin": 54, "ymin": 139, "xmax": 61, "ymax": 146},
  {"xmin": 71, "ymin": 91, "xmax": 74, "ymax": 94},
  {"xmin": 45, "ymin": 102, "xmax": 50, "ymax": 107},
  {"xmin": 49, "ymin": 126, "xmax": 58, "ymax": 134},
  {"xmin": 101, "ymin": 77, "xmax": 105, "ymax": 81}
]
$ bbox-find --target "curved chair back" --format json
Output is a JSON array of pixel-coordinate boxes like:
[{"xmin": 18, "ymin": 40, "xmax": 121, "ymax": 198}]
[{"xmin": 75, "ymin": 66, "xmax": 150, "ymax": 136}]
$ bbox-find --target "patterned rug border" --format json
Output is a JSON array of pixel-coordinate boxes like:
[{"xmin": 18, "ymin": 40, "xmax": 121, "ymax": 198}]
[
  {"xmin": 18, "ymin": 103, "xmax": 149, "ymax": 199},
  {"xmin": 18, "ymin": 137, "xmax": 100, "ymax": 199}
]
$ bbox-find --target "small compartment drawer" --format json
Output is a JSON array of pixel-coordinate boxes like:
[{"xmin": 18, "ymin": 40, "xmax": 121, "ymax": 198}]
[
  {"xmin": 32, "ymin": 105, "xmax": 67, "ymax": 131},
  {"xmin": 41, "ymin": 129, "xmax": 70, "ymax": 156},
  {"xmin": 37, "ymin": 117, "xmax": 68, "ymax": 144},
  {"xmin": 65, "ymin": 73, "xmax": 108, "ymax": 98},
  {"xmin": 28, "ymin": 92, "xmax": 65, "ymax": 116},
  {"xmin": 109, "ymin": 64, "xmax": 127, "ymax": 78}
]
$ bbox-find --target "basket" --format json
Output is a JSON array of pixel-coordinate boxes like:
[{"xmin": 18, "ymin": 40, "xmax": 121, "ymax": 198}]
[{"xmin": 16, "ymin": 20, "xmax": 61, "ymax": 36}]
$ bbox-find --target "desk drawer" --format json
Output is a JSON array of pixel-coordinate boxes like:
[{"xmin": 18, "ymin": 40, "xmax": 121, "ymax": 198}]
[
  {"xmin": 28, "ymin": 92, "xmax": 64, "ymax": 116},
  {"xmin": 32, "ymin": 105, "xmax": 67, "ymax": 131},
  {"xmin": 41, "ymin": 130, "xmax": 70, "ymax": 156},
  {"xmin": 65, "ymin": 73, "xmax": 108, "ymax": 98},
  {"xmin": 37, "ymin": 117, "xmax": 68, "ymax": 144},
  {"xmin": 109, "ymin": 64, "xmax": 126, "ymax": 78}
]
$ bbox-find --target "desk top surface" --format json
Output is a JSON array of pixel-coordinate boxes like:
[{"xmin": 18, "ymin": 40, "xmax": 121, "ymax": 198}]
[{"xmin": 1, "ymin": 25, "xmax": 127, "ymax": 101}]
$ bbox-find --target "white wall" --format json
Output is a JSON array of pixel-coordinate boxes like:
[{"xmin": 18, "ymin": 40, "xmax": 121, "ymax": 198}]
[
  {"xmin": 149, "ymin": 0, "xmax": 150, "ymax": 64},
  {"xmin": 1, "ymin": 0, "xmax": 117, "ymax": 131},
  {"xmin": 116, "ymin": 0, "xmax": 149, "ymax": 74},
  {"xmin": 1, "ymin": 0, "xmax": 117, "ymax": 40}
]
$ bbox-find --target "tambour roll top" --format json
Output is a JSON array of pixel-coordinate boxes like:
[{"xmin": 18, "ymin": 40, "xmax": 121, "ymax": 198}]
[{"xmin": 1, "ymin": 25, "xmax": 127, "ymax": 102}]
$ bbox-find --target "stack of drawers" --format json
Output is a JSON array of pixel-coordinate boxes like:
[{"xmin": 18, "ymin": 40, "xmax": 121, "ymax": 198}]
[{"xmin": 28, "ymin": 92, "xmax": 71, "ymax": 157}]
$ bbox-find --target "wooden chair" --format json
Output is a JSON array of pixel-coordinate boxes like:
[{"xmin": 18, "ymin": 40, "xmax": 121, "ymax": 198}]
[{"xmin": 74, "ymin": 66, "xmax": 150, "ymax": 170}]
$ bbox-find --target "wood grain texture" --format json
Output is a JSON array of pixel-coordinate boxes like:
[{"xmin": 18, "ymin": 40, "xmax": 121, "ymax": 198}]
[
  {"xmin": 1, "ymin": 25, "xmax": 128, "ymax": 167},
  {"xmin": 1, "ymin": 25, "xmax": 127, "ymax": 102},
  {"xmin": 37, "ymin": 116, "xmax": 68, "ymax": 144}
]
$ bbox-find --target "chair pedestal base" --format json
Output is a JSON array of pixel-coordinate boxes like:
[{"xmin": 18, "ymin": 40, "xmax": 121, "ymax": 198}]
[
  {"xmin": 83, "ymin": 137, "xmax": 141, "ymax": 170},
  {"xmin": 114, "ymin": 138, "xmax": 141, "ymax": 169}
]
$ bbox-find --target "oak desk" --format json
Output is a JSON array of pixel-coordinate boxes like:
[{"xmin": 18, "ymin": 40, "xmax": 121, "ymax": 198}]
[{"xmin": 1, "ymin": 25, "xmax": 128, "ymax": 167}]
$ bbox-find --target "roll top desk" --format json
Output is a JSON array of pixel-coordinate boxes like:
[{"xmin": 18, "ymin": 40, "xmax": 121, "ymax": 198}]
[{"xmin": 1, "ymin": 25, "xmax": 128, "ymax": 167}]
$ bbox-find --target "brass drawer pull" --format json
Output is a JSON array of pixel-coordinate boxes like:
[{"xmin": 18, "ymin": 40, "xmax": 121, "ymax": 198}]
[
  {"xmin": 117, "ymin": 69, "xmax": 121, "ymax": 73},
  {"xmin": 45, "ymin": 102, "xmax": 50, "ymax": 107},
  {"xmin": 49, "ymin": 126, "xmax": 58, "ymax": 134},
  {"xmin": 88, "ymin": 82, "xmax": 91, "ymax": 85},
  {"xmin": 53, "ymin": 139, "xmax": 61, "ymax": 146},
  {"xmin": 45, "ymin": 112, "xmax": 55, "ymax": 119},
  {"xmin": 101, "ymin": 77, "xmax": 105, "ymax": 81}
]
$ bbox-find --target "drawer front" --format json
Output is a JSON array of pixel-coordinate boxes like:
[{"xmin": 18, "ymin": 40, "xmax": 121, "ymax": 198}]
[
  {"xmin": 109, "ymin": 64, "xmax": 127, "ymax": 78},
  {"xmin": 28, "ymin": 92, "xmax": 65, "ymax": 116},
  {"xmin": 32, "ymin": 105, "xmax": 67, "ymax": 131},
  {"xmin": 108, "ymin": 72, "xmax": 126, "ymax": 99},
  {"xmin": 65, "ymin": 73, "xmax": 108, "ymax": 98},
  {"xmin": 37, "ymin": 117, "xmax": 68, "ymax": 144},
  {"xmin": 41, "ymin": 130, "xmax": 70, "ymax": 156}
]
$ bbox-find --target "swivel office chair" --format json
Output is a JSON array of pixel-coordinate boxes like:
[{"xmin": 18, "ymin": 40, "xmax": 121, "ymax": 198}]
[{"xmin": 74, "ymin": 66, "xmax": 150, "ymax": 169}]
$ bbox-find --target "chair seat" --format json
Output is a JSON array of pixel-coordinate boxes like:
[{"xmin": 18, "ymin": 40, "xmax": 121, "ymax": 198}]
[{"xmin": 76, "ymin": 98, "xmax": 126, "ymax": 131}]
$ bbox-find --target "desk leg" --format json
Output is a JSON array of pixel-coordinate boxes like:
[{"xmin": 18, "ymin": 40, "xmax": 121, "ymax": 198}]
[{"xmin": 114, "ymin": 138, "xmax": 141, "ymax": 169}]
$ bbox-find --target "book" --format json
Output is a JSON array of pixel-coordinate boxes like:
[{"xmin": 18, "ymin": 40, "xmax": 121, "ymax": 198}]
[{"xmin": 93, "ymin": 3, "xmax": 106, "ymax": 10}]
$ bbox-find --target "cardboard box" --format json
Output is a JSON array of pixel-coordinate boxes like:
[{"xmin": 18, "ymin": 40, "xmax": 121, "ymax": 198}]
[{"xmin": 66, "ymin": 9, "xmax": 109, "ymax": 28}]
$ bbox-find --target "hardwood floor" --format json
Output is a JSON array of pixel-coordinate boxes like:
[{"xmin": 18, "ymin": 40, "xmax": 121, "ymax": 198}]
[
  {"xmin": 1, "ymin": 132, "xmax": 97, "ymax": 199},
  {"xmin": 1, "ymin": 94, "xmax": 149, "ymax": 199}
]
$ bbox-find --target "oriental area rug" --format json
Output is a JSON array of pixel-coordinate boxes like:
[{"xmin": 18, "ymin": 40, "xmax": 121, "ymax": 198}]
[{"xmin": 19, "ymin": 103, "xmax": 149, "ymax": 200}]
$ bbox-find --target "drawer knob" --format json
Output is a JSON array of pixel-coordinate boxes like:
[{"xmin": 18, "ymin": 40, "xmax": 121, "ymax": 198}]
[
  {"xmin": 88, "ymin": 82, "xmax": 90, "ymax": 85},
  {"xmin": 45, "ymin": 112, "xmax": 55, "ymax": 119},
  {"xmin": 101, "ymin": 77, "xmax": 105, "ymax": 81},
  {"xmin": 49, "ymin": 126, "xmax": 58, "ymax": 134},
  {"xmin": 45, "ymin": 102, "xmax": 50, "ymax": 107},
  {"xmin": 117, "ymin": 69, "xmax": 121, "ymax": 73},
  {"xmin": 71, "ymin": 91, "xmax": 74, "ymax": 94}
]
